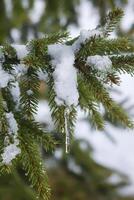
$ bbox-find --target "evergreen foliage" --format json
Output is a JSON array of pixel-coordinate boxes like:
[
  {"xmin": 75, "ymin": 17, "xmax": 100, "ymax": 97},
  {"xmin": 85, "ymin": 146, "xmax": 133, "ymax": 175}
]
[{"xmin": 0, "ymin": 8, "xmax": 134, "ymax": 199}]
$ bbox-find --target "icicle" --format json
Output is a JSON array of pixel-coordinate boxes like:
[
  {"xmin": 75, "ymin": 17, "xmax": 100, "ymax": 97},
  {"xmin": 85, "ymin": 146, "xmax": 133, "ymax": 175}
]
[{"xmin": 64, "ymin": 108, "xmax": 70, "ymax": 154}]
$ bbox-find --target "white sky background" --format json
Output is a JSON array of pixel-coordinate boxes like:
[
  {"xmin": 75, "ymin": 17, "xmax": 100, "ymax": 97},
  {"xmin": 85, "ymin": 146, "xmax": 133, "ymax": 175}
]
[{"xmin": 22, "ymin": 0, "xmax": 134, "ymax": 196}]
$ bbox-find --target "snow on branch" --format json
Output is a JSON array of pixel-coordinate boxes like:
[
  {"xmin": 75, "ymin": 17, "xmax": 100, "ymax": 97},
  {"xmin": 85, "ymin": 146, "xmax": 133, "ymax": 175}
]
[
  {"xmin": 0, "ymin": 8, "xmax": 134, "ymax": 169},
  {"xmin": 86, "ymin": 55, "xmax": 112, "ymax": 72},
  {"xmin": 0, "ymin": 8, "xmax": 134, "ymax": 200},
  {"xmin": 48, "ymin": 44, "xmax": 79, "ymax": 106}
]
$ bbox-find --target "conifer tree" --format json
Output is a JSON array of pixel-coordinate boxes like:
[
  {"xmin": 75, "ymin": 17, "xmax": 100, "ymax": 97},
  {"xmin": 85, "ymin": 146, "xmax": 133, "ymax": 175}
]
[{"xmin": 0, "ymin": 8, "xmax": 134, "ymax": 200}]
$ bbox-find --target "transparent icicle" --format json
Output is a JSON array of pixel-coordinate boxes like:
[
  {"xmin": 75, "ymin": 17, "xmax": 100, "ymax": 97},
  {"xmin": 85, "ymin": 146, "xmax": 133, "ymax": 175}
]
[{"xmin": 64, "ymin": 108, "xmax": 70, "ymax": 153}]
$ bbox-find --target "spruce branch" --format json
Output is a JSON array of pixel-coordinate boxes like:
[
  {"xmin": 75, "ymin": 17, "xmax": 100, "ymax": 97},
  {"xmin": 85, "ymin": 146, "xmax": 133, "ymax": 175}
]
[
  {"xmin": 78, "ymin": 78, "xmax": 104, "ymax": 130},
  {"xmin": 19, "ymin": 118, "xmax": 57, "ymax": 152},
  {"xmin": 102, "ymin": 8, "xmax": 124, "ymax": 36},
  {"xmin": 20, "ymin": 134, "xmax": 51, "ymax": 200},
  {"xmin": 0, "ymin": 8, "xmax": 134, "ymax": 199},
  {"xmin": 111, "ymin": 54, "xmax": 134, "ymax": 75}
]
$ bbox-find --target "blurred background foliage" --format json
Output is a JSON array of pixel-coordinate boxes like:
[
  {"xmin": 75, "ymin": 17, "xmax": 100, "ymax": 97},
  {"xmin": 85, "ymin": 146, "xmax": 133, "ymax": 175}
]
[
  {"xmin": 0, "ymin": 0, "xmax": 133, "ymax": 43},
  {"xmin": 0, "ymin": 0, "xmax": 134, "ymax": 199}
]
